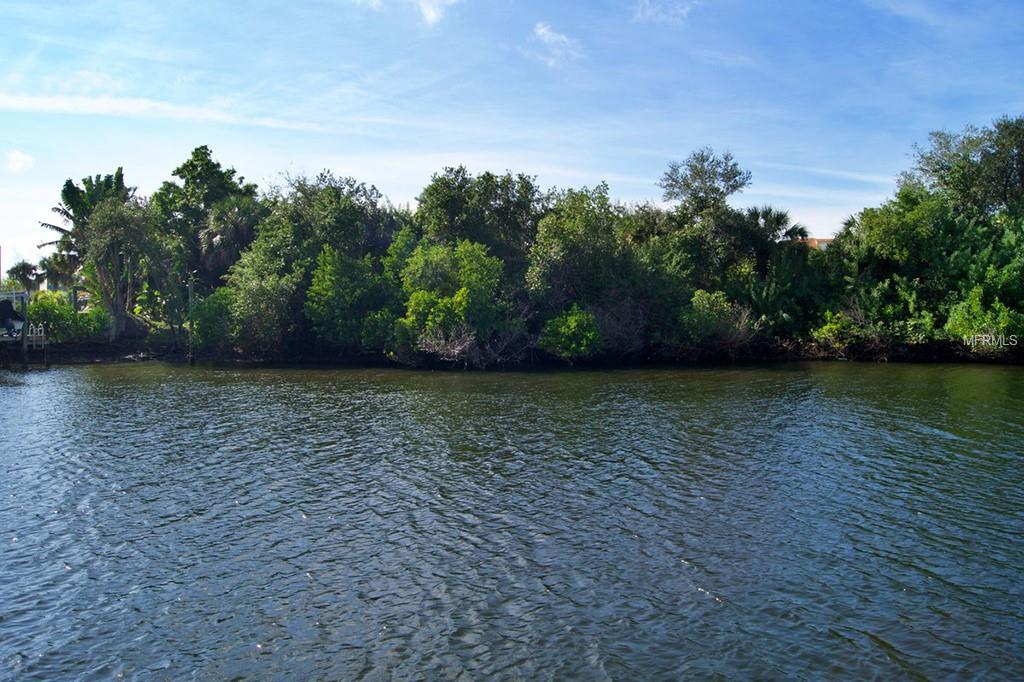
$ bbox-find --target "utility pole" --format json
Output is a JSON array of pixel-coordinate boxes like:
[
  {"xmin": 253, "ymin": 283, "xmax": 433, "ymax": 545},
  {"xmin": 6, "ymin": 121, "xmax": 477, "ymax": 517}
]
[{"xmin": 187, "ymin": 274, "xmax": 195, "ymax": 365}]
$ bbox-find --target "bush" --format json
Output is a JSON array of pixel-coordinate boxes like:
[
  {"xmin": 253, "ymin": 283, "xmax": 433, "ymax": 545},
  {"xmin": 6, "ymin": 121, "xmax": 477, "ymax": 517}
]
[
  {"xmin": 28, "ymin": 291, "xmax": 75, "ymax": 342},
  {"xmin": 811, "ymin": 310, "xmax": 859, "ymax": 355},
  {"xmin": 944, "ymin": 285, "xmax": 1023, "ymax": 354},
  {"xmin": 28, "ymin": 291, "xmax": 110, "ymax": 342},
  {"xmin": 304, "ymin": 246, "xmax": 380, "ymax": 351},
  {"xmin": 193, "ymin": 287, "xmax": 235, "ymax": 353},
  {"xmin": 678, "ymin": 290, "xmax": 755, "ymax": 352},
  {"xmin": 225, "ymin": 245, "xmax": 302, "ymax": 357},
  {"xmin": 396, "ymin": 240, "xmax": 505, "ymax": 364},
  {"xmin": 360, "ymin": 309, "xmax": 397, "ymax": 352},
  {"xmin": 540, "ymin": 305, "xmax": 602, "ymax": 362},
  {"xmin": 78, "ymin": 306, "xmax": 112, "ymax": 340},
  {"xmin": 811, "ymin": 308, "xmax": 888, "ymax": 356}
]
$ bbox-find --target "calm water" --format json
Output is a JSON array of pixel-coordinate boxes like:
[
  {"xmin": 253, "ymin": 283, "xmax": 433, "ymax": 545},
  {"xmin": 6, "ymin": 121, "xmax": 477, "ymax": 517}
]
[{"xmin": 1, "ymin": 363, "xmax": 1022, "ymax": 680}]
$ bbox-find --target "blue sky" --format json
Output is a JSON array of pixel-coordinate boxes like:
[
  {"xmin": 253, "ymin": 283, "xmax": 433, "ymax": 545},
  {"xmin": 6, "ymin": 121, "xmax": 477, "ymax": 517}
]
[{"xmin": 2, "ymin": 0, "xmax": 1023, "ymax": 267}]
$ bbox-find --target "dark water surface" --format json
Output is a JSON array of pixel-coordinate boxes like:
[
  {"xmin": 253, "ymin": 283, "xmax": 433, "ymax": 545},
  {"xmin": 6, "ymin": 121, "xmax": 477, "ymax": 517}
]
[{"xmin": 1, "ymin": 363, "xmax": 1022, "ymax": 680}]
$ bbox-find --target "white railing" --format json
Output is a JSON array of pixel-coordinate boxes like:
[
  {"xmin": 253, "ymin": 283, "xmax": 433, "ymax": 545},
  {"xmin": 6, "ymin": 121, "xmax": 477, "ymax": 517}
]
[{"xmin": 27, "ymin": 324, "xmax": 47, "ymax": 348}]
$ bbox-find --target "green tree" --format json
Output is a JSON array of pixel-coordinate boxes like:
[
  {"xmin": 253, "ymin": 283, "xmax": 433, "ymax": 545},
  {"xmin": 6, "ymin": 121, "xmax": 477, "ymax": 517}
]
[
  {"xmin": 6, "ymin": 260, "xmax": 39, "ymax": 291},
  {"xmin": 305, "ymin": 246, "xmax": 384, "ymax": 352},
  {"xmin": 914, "ymin": 115, "xmax": 1024, "ymax": 217},
  {"xmin": 742, "ymin": 206, "xmax": 808, "ymax": 279},
  {"xmin": 396, "ymin": 239, "xmax": 506, "ymax": 365},
  {"xmin": 152, "ymin": 146, "xmax": 259, "ymax": 291},
  {"xmin": 83, "ymin": 197, "xmax": 152, "ymax": 339},
  {"xmin": 417, "ymin": 167, "xmax": 548, "ymax": 275},
  {"xmin": 199, "ymin": 194, "xmax": 267, "ymax": 285},
  {"xmin": 526, "ymin": 184, "xmax": 622, "ymax": 310},
  {"xmin": 659, "ymin": 147, "xmax": 751, "ymax": 216},
  {"xmin": 37, "ymin": 253, "xmax": 78, "ymax": 290}
]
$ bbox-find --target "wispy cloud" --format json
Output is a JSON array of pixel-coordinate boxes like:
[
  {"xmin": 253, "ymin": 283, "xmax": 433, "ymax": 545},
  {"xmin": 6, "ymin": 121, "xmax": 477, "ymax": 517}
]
[
  {"xmin": 413, "ymin": 0, "xmax": 461, "ymax": 25},
  {"xmin": 5, "ymin": 150, "xmax": 35, "ymax": 173},
  {"xmin": 863, "ymin": 0, "xmax": 945, "ymax": 27},
  {"xmin": 529, "ymin": 23, "xmax": 582, "ymax": 68},
  {"xmin": 745, "ymin": 182, "xmax": 889, "ymax": 206},
  {"xmin": 0, "ymin": 93, "xmax": 321, "ymax": 131},
  {"xmin": 691, "ymin": 48, "xmax": 757, "ymax": 69},
  {"xmin": 346, "ymin": 0, "xmax": 462, "ymax": 25},
  {"xmin": 632, "ymin": 0, "xmax": 703, "ymax": 24},
  {"xmin": 752, "ymin": 161, "xmax": 895, "ymax": 185}
]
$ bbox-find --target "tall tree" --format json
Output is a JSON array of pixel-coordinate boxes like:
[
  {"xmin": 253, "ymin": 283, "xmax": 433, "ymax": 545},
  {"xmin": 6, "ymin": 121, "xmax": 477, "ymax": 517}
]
[
  {"xmin": 659, "ymin": 147, "xmax": 751, "ymax": 217},
  {"xmin": 39, "ymin": 168, "xmax": 132, "ymax": 272},
  {"xmin": 417, "ymin": 167, "xmax": 548, "ymax": 275},
  {"xmin": 83, "ymin": 198, "xmax": 152, "ymax": 340},
  {"xmin": 914, "ymin": 115, "xmax": 1024, "ymax": 217},
  {"xmin": 152, "ymin": 146, "xmax": 258, "ymax": 291}
]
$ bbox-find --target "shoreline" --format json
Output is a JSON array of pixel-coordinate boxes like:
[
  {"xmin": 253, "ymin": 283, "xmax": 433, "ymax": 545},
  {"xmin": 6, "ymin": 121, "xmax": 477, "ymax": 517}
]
[{"xmin": 23, "ymin": 340, "xmax": 1024, "ymax": 369}]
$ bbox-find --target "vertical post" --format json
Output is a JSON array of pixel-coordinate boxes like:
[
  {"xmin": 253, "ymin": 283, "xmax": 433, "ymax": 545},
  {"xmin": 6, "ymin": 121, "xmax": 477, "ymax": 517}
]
[
  {"xmin": 20, "ymin": 294, "xmax": 28, "ymax": 370},
  {"xmin": 188, "ymin": 275, "xmax": 195, "ymax": 365}
]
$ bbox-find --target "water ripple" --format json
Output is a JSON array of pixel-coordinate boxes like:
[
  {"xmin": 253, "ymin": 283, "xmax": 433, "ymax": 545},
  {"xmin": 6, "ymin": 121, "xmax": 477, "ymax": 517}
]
[{"xmin": 1, "ymin": 363, "xmax": 1022, "ymax": 679}]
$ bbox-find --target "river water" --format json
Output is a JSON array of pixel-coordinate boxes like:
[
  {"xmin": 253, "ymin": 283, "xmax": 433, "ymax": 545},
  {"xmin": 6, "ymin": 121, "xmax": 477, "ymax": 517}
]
[{"xmin": 1, "ymin": 363, "xmax": 1021, "ymax": 679}]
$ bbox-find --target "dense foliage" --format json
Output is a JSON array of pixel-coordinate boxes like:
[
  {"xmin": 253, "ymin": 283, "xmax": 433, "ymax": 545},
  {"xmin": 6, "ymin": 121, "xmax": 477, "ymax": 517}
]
[{"xmin": 27, "ymin": 115, "xmax": 1024, "ymax": 364}]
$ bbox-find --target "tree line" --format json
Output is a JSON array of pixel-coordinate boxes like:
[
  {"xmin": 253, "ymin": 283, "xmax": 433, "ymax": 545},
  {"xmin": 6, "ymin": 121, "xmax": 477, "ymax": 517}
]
[{"xmin": 8, "ymin": 115, "xmax": 1024, "ymax": 365}]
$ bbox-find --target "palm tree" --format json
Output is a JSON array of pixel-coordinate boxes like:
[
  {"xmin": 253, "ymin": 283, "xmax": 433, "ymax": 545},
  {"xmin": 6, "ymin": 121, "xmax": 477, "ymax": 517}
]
[
  {"xmin": 37, "ymin": 253, "xmax": 78, "ymax": 290},
  {"xmin": 744, "ymin": 206, "xmax": 809, "ymax": 278},
  {"xmin": 6, "ymin": 260, "xmax": 39, "ymax": 291},
  {"xmin": 39, "ymin": 168, "xmax": 131, "ymax": 272},
  {"xmin": 198, "ymin": 194, "xmax": 264, "ymax": 288}
]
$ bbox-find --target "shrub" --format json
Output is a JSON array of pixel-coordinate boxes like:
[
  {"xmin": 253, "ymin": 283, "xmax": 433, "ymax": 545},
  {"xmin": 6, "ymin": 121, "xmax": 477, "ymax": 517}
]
[
  {"xmin": 304, "ymin": 246, "xmax": 379, "ymax": 351},
  {"xmin": 28, "ymin": 291, "xmax": 75, "ymax": 342},
  {"xmin": 193, "ymin": 287, "xmax": 235, "ymax": 353},
  {"xmin": 811, "ymin": 310, "xmax": 859, "ymax": 355},
  {"xmin": 944, "ymin": 285, "xmax": 1023, "ymax": 353},
  {"xmin": 678, "ymin": 290, "xmax": 755, "ymax": 352},
  {"xmin": 360, "ymin": 309, "xmax": 397, "ymax": 352},
  {"xmin": 540, "ymin": 305, "xmax": 602, "ymax": 361},
  {"xmin": 28, "ymin": 291, "xmax": 110, "ymax": 343},
  {"xmin": 77, "ymin": 306, "xmax": 111, "ymax": 340},
  {"xmin": 396, "ymin": 240, "xmax": 505, "ymax": 364}
]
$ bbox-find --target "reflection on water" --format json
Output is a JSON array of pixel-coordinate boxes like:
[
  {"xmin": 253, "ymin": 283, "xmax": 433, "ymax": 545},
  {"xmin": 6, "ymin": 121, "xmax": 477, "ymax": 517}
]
[{"xmin": 1, "ymin": 363, "xmax": 1022, "ymax": 679}]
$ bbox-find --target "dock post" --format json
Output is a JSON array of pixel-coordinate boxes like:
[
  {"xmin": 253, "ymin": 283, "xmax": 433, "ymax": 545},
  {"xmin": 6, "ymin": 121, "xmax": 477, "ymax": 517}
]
[
  {"xmin": 20, "ymin": 296, "xmax": 28, "ymax": 370},
  {"xmin": 188, "ymin": 275, "xmax": 195, "ymax": 365}
]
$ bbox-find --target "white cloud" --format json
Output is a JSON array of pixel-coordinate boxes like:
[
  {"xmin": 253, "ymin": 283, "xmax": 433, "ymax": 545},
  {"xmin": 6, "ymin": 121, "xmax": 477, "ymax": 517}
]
[
  {"xmin": 530, "ymin": 23, "xmax": 582, "ymax": 69},
  {"xmin": 348, "ymin": 0, "xmax": 461, "ymax": 25},
  {"xmin": 633, "ymin": 0, "xmax": 703, "ymax": 24},
  {"xmin": 5, "ymin": 150, "xmax": 35, "ymax": 173},
  {"xmin": 412, "ymin": 0, "xmax": 461, "ymax": 25},
  {"xmin": 0, "ymin": 93, "xmax": 321, "ymax": 131}
]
